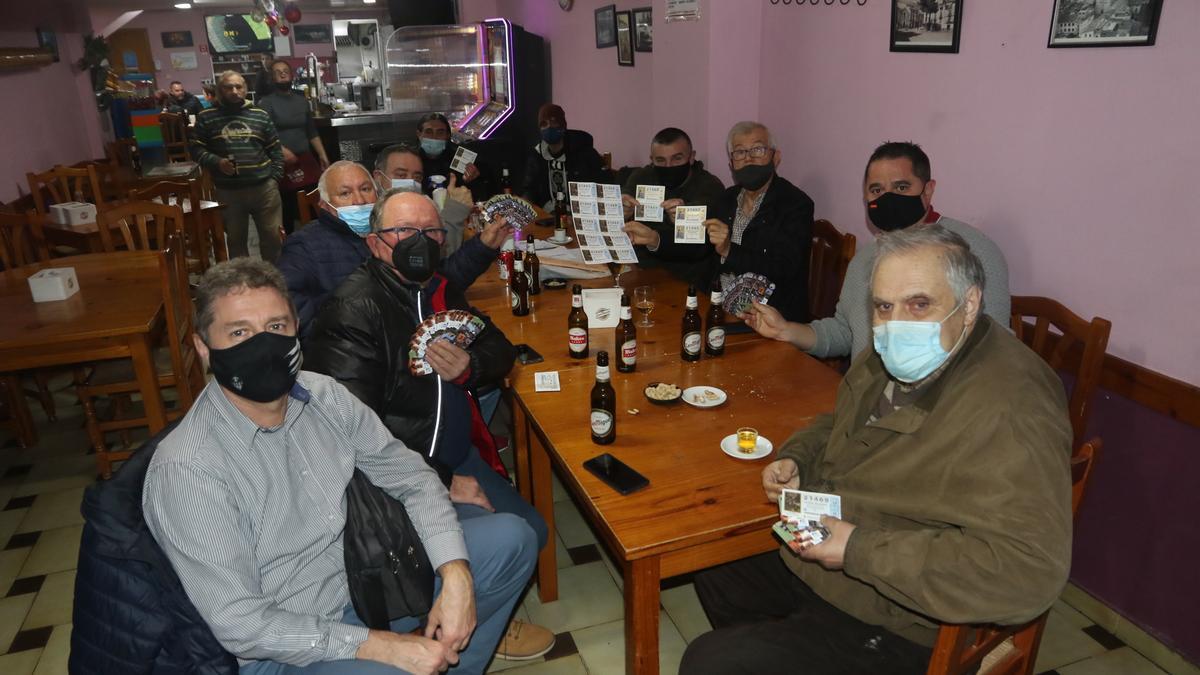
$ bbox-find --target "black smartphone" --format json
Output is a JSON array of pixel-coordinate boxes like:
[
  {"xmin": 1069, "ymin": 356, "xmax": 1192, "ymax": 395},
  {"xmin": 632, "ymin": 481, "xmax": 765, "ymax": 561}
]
[
  {"xmin": 515, "ymin": 343, "xmax": 544, "ymax": 365},
  {"xmin": 583, "ymin": 453, "xmax": 649, "ymax": 495}
]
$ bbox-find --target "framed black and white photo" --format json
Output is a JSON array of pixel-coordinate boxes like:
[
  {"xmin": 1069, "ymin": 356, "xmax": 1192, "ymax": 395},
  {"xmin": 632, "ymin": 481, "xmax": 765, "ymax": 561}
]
[
  {"xmin": 161, "ymin": 31, "xmax": 193, "ymax": 49},
  {"xmin": 595, "ymin": 5, "xmax": 617, "ymax": 49},
  {"xmin": 1048, "ymin": 0, "xmax": 1162, "ymax": 48},
  {"xmin": 616, "ymin": 10, "xmax": 635, "ymax": 66},
  {"xmin": 633, "ymin": 7, "xmax": 653, "ymax": 52},
  {"xmin": 890, "ymin": 0, "xmax": 963, "ymax": 54}
]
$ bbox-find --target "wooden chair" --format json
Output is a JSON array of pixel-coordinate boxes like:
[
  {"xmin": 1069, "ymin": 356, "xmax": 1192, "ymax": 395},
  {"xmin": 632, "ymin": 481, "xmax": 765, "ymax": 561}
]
[
  {"xmin": 1010, "ymin": 296, "xmax": 1112, "ymax": 447},
  {"xmin": 0, "ymin": 209, "xmax": 57, "ymax": 425},
  {"xmin": 76, "ymin": 232, "xmax": 205, "ymax": 478},
  {"xmin": 95, "ymin": 200, "xmax": 187, "ymax": 253},
  {"xmin": 0, "ymin": 375, "xmax": 36, "ymax": 448},
  {"xmin": 926, "ymin": 437, "xmax": 1102, "ymax": 675},
  {"xmin": 128, "ymin": 180, "xmax": 226, "ymax": 272},
  {"xmin": 106, "ymin": 138, "xmax": 138, "ymax": 169},
  {"xmin": 26, "ymin": 164, "xmax": 109, "ymax": 214},
  {"xmin": 808, "ymin": 219, "xmax": 856, "ymax": 321},
  {"xmin": 160, "ymin": 112, "xmax": 190, "ymax": 163},
  {"xmin": 296, "ymin": 186, "xmax": 321, "ymax": 226}
]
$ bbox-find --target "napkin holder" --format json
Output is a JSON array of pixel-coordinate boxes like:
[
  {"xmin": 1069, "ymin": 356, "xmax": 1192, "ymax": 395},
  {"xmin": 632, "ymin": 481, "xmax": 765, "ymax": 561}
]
[
  {"xmin": 28, "ymin": 267, "xmax": 79, "ymax": 302},
  {"xmin": 48, "ymin": 201, "xmax": 96, "ymax": 226}
]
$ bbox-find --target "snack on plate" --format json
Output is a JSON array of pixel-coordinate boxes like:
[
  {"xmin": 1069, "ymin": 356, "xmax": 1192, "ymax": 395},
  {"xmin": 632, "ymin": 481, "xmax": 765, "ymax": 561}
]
[
  {"xmin": 703, "ymin": 389, "xmax": 719, "ymax": 401},
  {"xmin": 645, "ymin": 383, "xmax": 681, "ymax": 401}
]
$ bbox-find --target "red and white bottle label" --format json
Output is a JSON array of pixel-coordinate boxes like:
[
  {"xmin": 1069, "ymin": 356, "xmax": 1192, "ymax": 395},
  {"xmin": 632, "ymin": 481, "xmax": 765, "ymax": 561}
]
[
  {"xmin": 621, "ymin": 340, "xmax": 637, "ymax": 365},
  {"xmin": 684, "ymin": 332, "xmax": 702, "ymax": 355},
  {"xmin": 707, "ymin": 328, "xmax": 725, "ymax": 350},
  {"xmin": 569, "ymin": 327, "xmax": 588, "ymax": 352}
]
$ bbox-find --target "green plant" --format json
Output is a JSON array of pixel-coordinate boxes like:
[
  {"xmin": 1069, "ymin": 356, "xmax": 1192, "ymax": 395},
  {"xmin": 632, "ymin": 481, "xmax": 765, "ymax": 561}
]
[{"xmin": 76, "ymin": 33, "xmax": 109, "ymax": 71}]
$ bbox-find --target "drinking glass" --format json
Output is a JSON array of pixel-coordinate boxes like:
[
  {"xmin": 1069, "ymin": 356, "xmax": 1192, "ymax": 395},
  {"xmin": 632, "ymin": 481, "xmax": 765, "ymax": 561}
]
[
  {"xmin": 736, "ymin": 427, "xmax": 759, "ymax": 454},
  {"xmin": 634, "ymin": 285, "xmax": 655, "ymax": 327}
]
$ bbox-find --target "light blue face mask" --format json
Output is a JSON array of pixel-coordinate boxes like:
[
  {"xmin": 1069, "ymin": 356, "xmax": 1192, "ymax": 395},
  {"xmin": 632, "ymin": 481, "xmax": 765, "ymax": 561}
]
[
  {"xmin": 390, "ymin": 178, "xmax": 421, "ymax": 193},
  {"xmin": 872, "ymin": 303, "xmax": 964, "ymax": 383},
  {"xmin": 420, "ymin": 138, "xmax": 447, "ymax": 157},
  {"xmin": 336, "ymin": 204, "xmax": 374, "ymax": 235}
]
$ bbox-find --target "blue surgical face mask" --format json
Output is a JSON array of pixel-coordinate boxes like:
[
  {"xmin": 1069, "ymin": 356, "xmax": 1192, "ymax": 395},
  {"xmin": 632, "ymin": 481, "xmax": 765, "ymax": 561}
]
[
  {"xmin": 540, "ymin": 126, "xmax": 565, "ymax": 145},
  {"xmin": 336, "ymin": 204, "xmax": 374, "ymax": 235},
  {"xmin": 420, "ymin": 138, "xmax": 447, "ymax": 157},
  {"xmin": 872, "ymin": 303, "xmax": 964, "ymax": 383},
  {"xmin": 390, "ymin": 178, "xmax": 421, "ymax": 193}
]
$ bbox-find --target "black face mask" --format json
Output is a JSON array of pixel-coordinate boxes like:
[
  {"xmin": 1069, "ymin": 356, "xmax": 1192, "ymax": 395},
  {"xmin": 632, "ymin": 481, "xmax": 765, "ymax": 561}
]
[
  {"xmin": 655, "ymin": 163, "xmax": 691, "ymax": 191},
  {"xmin": 275, "ymin": 81, "xmax": 293, "ymax": 92},
  {"xmin": 867, "ymin": 191, "xmax": 928, "ymax": 232},
  {"xmin": 389, "ymin": 232, "xmax": 441, "ymax": 283},
  {"xmin": 731, "ymin": 160, "xmax": 775, "ymax": 191},
  {"xmin": 207, "ymin": 331, "xmax": 301, "ymax": 403}
]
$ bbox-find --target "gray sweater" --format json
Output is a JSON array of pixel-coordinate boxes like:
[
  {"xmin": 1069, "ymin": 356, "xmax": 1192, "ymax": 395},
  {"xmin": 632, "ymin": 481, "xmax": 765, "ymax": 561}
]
[{"xmin": 808, "ymin": 216, "xmax": 1011, "ymax": 360}]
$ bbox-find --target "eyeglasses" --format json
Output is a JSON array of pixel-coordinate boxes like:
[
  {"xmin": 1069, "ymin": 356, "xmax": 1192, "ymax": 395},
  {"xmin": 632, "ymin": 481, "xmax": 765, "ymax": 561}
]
[
  {"xmin": 729, "ymin": 145, "xmax": 772, "ymax": 162},
  {"xmin": 378, "ymin": 226, "xmax": 449, "ymax": 241}
]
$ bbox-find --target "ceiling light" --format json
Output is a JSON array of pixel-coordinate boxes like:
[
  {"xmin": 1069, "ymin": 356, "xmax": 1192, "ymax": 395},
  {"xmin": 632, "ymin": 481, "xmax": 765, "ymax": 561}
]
[
  {"xmin": 363, "ymin": 0, "xmax": 377, "ymax": 4},
  {"xmin": 174, "ymin": 3, "xmax": 191, "ymax": 8}
]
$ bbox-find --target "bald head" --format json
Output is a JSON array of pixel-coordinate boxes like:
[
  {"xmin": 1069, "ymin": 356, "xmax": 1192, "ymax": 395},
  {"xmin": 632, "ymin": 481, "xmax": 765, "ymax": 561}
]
[{"xmin": 370, "ymin": 190, "xmax": 441, "ymax": 234}]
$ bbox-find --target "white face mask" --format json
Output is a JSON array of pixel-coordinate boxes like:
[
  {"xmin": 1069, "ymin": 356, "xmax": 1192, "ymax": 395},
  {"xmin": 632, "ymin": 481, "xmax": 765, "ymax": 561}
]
[{"xmin": 391, "ymin": 178, "xmax": 421, "ymax": 193}]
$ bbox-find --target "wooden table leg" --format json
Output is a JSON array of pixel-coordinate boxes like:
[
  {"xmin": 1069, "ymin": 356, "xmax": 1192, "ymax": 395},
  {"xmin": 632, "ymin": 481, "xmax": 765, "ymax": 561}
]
[
  {"xmin": 129, "ymin": 334, "xmax": 167, "ymax": 433},
  {"xmin": 528, "ymin": 416, "xmax": 558, "ymax": 603},
  {"xmin": 510, "ymin": 391, "xmax": 532, "ymax": 503},
  {"xmin": 625, "ymin": 557, "xmax": 662, "ymax": 675}
]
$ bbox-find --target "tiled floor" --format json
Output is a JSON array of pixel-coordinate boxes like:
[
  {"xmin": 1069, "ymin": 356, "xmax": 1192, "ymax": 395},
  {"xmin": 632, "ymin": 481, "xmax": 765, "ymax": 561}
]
[{"xmin": 0, "ymin": 386, "xmax": 1188, "ymax": 674}]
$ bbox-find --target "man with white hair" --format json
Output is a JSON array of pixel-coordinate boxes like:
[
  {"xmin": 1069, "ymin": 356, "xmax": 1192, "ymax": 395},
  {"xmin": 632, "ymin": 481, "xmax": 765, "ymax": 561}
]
[
  {"xmin": 624, "ymin": 120, "xmax": 815, "ymax": 321},
  {"xmin": 191, "ymin": 70, "xmax": 285, "ymax": 261},
  {"xmin": 277, "ymin": 160, "xmax": 510, "ymax": 338},
  {"xmin": 681, "ymin": 225, "xmax": 1072, "ymax": 674}
]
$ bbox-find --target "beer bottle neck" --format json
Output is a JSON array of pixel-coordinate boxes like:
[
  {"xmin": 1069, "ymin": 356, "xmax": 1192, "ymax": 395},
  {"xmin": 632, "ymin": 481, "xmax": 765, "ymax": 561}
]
[
  {"xmin": 686, "ymin": 295, "xmax": 698, "ymax": 309},
  {"xmin": 572, "ymin": 294, "xmax": 583, "ymax": 307},
  {"xmin": 596, "ymin": 365, "xmax": 610, "ymax": 382}
]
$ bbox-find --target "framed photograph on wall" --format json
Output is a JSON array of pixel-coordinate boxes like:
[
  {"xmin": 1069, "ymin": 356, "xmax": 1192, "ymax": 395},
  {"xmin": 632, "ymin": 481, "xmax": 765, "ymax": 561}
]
[
  {"xmin": 616, "ymin": 11, "xmax": 635, "ymax": 66},
  {"xmin": 161, "ymin": 31, "xmax": 193, "ymax": 48},
  {"xmin": 595, "ymin": 5, "xmax": 617, "ymax": 49},
  {"xmin": 890, "ymin": 0, "xmax": 963, "ymax": 54},
  {"xmin": 633, "ymin": 7, "xmax": 653, "ymax": 52},
  {"xmin": 36, "ymin": 28, "xmax": 58, "ymax": 62},
  {"xmin": 1048, "ymin": 0, "xmax": 1162, "ymax": 48}
]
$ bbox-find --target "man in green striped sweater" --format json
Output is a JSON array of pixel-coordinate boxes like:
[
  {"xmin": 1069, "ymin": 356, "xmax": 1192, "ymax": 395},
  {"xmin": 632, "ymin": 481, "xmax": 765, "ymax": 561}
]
[{"xmin": 192, "ymin": 71, "xmax": 285, "ymax": 262}]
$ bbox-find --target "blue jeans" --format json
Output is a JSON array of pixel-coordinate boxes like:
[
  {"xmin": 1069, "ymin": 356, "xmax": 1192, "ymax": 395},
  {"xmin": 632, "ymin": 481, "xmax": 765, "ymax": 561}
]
[
  {"xmin": 241, "ymin": 510, "xmax": 537, "ymax": 675},
  {"xmin": 454, "ymin": 446, "xmax": 548, "ymax": 550}
]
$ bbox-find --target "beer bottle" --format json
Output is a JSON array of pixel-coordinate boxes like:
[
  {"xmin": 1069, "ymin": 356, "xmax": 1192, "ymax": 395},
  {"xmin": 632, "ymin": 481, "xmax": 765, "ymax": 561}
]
[
  {"xmin": 590, "ymin": 351, "xmax": 616, "ymax": 445},
  {"xmin": 500, "ymin": 166, "xmax": 513, "ymax": 194},
  {"xmin": 705, "ymin": 288, "xmax": 726, "ymax": 357},
  {"xmin": 616, "ymin": 293, "xmax": 637, "ymax": 373},
  {"xmin": 554, "ymin": 191, "xmax": 570, "ymax": 229},
  {"xmin": 681, "ymin": 285, "xmax": 702, "ymax": 362},
  {"xmin": 568, "ymin": 284, "xmax": 589, "ymax": 358},
  {"xmin": 510, "ymin": 252, "xmax": 530, "ymax": 316},
  {"xmin": 525, "ymin": 234, "xmax": 541, "ymax": 295}
]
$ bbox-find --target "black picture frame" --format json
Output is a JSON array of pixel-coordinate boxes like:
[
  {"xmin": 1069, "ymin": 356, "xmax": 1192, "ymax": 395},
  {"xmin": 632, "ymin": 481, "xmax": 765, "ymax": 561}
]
[
  {"xmin": 1048, "ymin": 0, "xmax": 1162, "ymax": 48},
  {"xmin": 36, "ymin": 28, "xmax": 58, "ymax": 62},
  {"xmin": 616, "ymin": 11, "xmax": 635, "ymax": 66},
  {"xmin": 889, "ymin": 0, "xmax": 963, "ymax": 54},
  {"xmin": 161, "ymin": 30, "xmax": 194, "ymax": 49},
  {"xmin": 293, "ymin": 24, "xmax": 333, "ymax": 45},
  {"xmin": 633, "ymin": 7, "xmax": 652, "ymax": 52},
  {"xmin": 595, "ymin": 4, "xmax": 617, "ymax": 49}
]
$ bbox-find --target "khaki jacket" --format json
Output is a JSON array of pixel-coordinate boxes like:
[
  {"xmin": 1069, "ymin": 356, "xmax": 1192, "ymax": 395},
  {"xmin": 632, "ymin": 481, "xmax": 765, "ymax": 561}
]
[{"xmin": 778, "ymin": 317, "xmax": 1073, "ymax": 647}]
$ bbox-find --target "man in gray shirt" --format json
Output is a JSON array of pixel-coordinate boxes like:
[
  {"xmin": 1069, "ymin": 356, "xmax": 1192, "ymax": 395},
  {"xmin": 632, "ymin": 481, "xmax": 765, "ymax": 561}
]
[
  {"xmin": 259, "ymin": 59, "xmax": 331, "ymax": 233},
  {"xmin": 143, "ymin": 259, "xmax": 536, "ymax": 674},
  {"xmin": 743, "ymin": 141, "xmax": 1010, "ymax": 360}
]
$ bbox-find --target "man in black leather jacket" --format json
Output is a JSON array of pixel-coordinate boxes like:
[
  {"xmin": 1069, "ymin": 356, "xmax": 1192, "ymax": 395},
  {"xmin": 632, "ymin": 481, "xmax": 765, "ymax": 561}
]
[{"xmin": 519, "ymin": 103, "xmax": 609, "ymax": 209}]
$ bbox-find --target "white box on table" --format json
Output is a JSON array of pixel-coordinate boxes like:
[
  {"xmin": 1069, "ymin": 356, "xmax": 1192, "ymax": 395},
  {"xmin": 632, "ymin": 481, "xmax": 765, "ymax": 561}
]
[
  {"xmin": 28, "ymin": 267, "xmax": 80, "ymax": 302},
  {"xmin": 48, "ymin": 201, "xmax": 96, "ymax": 226}
]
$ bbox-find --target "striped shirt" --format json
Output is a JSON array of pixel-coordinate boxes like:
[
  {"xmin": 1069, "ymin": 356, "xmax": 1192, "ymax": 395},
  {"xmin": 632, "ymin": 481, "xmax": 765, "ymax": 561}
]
[
  {"xmin": 143, "ymin": 372, "xmax": 466, "ymax": 667},
  {"xmin": 191, "ymin": 101, "xmax": 284, "ymax": 188}
]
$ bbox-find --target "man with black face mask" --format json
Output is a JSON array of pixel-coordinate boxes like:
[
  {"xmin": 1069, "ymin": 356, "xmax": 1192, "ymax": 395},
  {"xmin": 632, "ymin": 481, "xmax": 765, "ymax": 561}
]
[
  {"xmin": 742, "ymin": 141, "xmax": 1011, "ymax": 361},
  {"xmin": 259, "ymin": 59, "xmax": 331, "ymax": 233},
  {"xmin": 304, "ymin": 191, "xmax": 557, "ymax": 662},
  {"xmin": 519, "ymin": 103, "xmax": 609, "ymax": 210},
  {"xmin": 626, "ymin": 121, "xmax": 815, "ymax": 322}
]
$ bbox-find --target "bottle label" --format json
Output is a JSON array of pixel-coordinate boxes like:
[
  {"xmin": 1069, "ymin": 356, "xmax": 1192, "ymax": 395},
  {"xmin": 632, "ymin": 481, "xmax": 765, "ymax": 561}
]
[
  {"xmin": 621, "ymin": 340, "xmax": 637, "ymax": 365},
  {"xmin": 686, "ymin": 296, "xmax": 698, "ymax": 309},
  {"xmin": 510, "ymin": 293, "xmax": 520, "ymax": 309},
  {"xmin": 707, "ymin": 327, "xmax": 726, "ymax": 350},
  {"xmin": 711, "ymin": 291, "xmax": 723, "ymax": 303},
  {"xmin": 590, "ymin": 409, "xmax": 614, "ymax": 436},
  {"xmin": 513, "ymin": 260, "xmax": 525, "ymax": 272},
  {"xmin": 572, "ymin": 295, "xmax": 583, "ymax": 307},
  {"xmin": 595, "ymin": 365, "xmax": 610, "ymax": 381},
  {"xmin": 684, "ymin": 332, "xmax": 702, "ymax": 355},
  {"xmin": 569, "ymin": 328, "xmax": 588, "ymax": 351},
  {"xmin": 621, "ymin": 306, "xmax": 632, "ymax": 320}
]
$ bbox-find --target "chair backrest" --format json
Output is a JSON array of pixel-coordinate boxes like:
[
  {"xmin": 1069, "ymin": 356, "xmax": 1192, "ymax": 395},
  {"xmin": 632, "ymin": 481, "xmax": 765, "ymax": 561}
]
[
  {"xmin": 925, "ymin": 437, "xmax": 1102, "ymax": 675},
  {"xmin": 808, "ymin": 219, "xmax": 856, "ymax": 321},
  {"xmin": 160, "ymin": 112, "xmax": 190, "ymax": 163},
  {"xmin": 96, "ymin": 200, "xmax": 187, "ymax": 253},
  {"xmin": 0, "ymin": 210, "xmax": 51, "ymax": 268},
  {"xmin": 27, "ymin": 164, "xmax": 107, "ymax": 213},
  {"xmin": 296, "ymin": 186, "xmax": 321, "ymax": 226},
  {"xmin": 1010, "ymin": 296, "xmax": 1112, "ymax": 447},
  {"xmin": 107, "ymin": 138, "xmax": 138, "ymax": 169},
  {"xmin": 160, "ymin": 231, "xmax": 201, "ymax": 409}
]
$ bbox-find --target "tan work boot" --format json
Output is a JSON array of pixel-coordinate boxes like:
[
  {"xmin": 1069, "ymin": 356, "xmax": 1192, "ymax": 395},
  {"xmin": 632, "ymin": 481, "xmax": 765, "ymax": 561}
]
[{"xmin": 495, "ymin": 618, "xmax": 556, "ymax": 661}]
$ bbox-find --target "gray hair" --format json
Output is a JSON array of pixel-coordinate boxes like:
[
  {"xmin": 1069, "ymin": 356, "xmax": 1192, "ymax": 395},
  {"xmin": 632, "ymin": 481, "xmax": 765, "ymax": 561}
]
[
  {"xmin": 726, "ymin": 121, "xmax": 774, "ymax": 154},
  {"xmin": 317, "ymin": 160, "xmax": 373, "ymax": 203},
  {"xmin": 194, "ymin": 258, "xmax": 296, "ymax": 342},
  {"xmin": 871, "ymin": 224, "xmax": 985, "ymax": 304},
  {"xmin": 216, "ymin": 70, "xmax": 244, "ymax": 87},
  {"xmin": 373, "ymin": 143, "xmax": 423, "ymax": 173},
  {"xmin": 369, "ymin": 188, "xmax": 443, "ymax": 233}
]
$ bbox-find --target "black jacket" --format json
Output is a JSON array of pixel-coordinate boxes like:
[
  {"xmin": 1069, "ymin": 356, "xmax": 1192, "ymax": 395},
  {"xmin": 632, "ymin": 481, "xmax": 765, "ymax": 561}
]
[
  {"xmin": 420, "ymin": 140, "xmax": 495, "ymax": 202},
  {"xmin": 166, "ymin": 92, "xmax": 204, "ymax": 117},
  {"xmin": 71, "ymin": 421, "xmax": 237, "ymax": 674},
  {"xmin": 303, "ymin": 259, "xmax": 516, "ymax": 480},
  {"xmin": 654, "ymin": 175, "xmax": 815, "ymax": 322},
  {"xmin": 520, "ymin": 129, "xmax": 609, "ymax": 207}
]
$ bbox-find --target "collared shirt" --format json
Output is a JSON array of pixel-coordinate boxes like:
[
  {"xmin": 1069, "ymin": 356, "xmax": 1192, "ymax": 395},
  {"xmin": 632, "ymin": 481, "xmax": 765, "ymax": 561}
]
[
  {"xmin": 143, "ymin": 372, "xmax": 466, "ymax": 667},
  {"xmin": 719, "ymin": 186, "xmax": 769, "ymax": 291}
]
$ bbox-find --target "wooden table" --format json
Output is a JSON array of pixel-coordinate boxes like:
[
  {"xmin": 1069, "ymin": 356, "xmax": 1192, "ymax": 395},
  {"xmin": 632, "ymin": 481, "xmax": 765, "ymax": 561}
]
[
  {"xmin": 468, "ymin": 229, "xmax": 843, "ymax": 674},
  {"xmin": 0, "ymin": 252, "xmax": 169, "ymax": 447}
]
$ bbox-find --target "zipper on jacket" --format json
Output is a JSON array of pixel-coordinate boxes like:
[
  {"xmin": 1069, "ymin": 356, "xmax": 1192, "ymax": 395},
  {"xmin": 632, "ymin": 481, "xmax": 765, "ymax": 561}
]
[{"xmin": 417, "ymin": 287, "xmax": 443, "ymax": 459}]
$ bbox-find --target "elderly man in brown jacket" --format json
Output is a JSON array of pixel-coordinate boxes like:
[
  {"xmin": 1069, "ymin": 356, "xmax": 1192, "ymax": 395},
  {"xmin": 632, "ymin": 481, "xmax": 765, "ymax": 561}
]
[{"xmin": 681, "ymin": 225, "xmax": 1073, "ymax": 675}]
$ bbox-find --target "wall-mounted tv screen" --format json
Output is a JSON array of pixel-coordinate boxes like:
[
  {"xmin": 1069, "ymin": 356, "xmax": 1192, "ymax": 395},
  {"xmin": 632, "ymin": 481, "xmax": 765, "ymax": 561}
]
[{"xmin": 205, "ymin": 14, "xmax": 274, "ymax": 54}]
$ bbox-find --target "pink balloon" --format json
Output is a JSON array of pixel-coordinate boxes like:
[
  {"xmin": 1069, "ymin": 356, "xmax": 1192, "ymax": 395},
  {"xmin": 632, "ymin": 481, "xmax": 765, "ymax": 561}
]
[
  {"xmin": 284, "ymin": 3, "xmax": 302, "ymax": 23},
  {"xmin": 279, "ymin": 25, "xmax": 290, "ymax": 36},
  {"xmin": 265, "ymin": 14, "xmax": 277, "ymax": 27}
]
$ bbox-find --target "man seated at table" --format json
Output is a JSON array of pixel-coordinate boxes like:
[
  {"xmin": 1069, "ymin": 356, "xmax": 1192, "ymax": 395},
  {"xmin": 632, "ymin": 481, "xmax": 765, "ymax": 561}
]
[
  {"xmin": 373, "ymin": 143, "xmax": 477, "ymax": 256},
  {"xmin": 520, "ymin": 103, "xmax": 609, "ymax": 210},
  {"xmin": 625, "ymin": 121, "xmax": 815, "ymax": 322},
  {"xmin": 143, "ymin": 258, "xmax": 538, "ymax": 674},
  {"xmin": 303, "ymin": 190, "xmax": 555, "ymax": 662},
  {"xmin": 164, "ymin": 81, "xmax": 204, "ymax": 117},
  {"xmin": 680, "ymin": 225, "xmax": 1072, "ymax": 675},
  {"xmin": 743, "ymin": 141, "xmax": 1011, "ymax": 361},
  {"xmin": 277, "ymin": 159, "xmax": 508, "ymax": 338},
  {"xmin": 415, "ymin": 113, "xmax": 492, "ymax": 201}
]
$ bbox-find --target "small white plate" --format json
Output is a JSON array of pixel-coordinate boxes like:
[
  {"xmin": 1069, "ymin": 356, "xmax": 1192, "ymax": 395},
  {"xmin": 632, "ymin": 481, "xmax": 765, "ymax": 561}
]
[
  {"xmin": 547, "ymin": 235, "xmax": 573, "ymax": 245},
  {"xmin": 682, "ymin": 386, "xmax": 727, "ymax": 408},
  {"xmin": 720, "ymin": 434, "xmax": 773, "ymax": 460}
]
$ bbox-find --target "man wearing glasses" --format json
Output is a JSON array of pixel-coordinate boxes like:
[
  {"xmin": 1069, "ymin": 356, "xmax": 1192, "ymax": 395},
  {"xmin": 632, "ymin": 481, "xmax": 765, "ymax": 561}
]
[
  {"xmin": 625, "ymin": 121, "xmax": 815, "ymax": 321},
  {"xmin": 303, "ymin": 190, "xmax": 556, "ymax": 663}
]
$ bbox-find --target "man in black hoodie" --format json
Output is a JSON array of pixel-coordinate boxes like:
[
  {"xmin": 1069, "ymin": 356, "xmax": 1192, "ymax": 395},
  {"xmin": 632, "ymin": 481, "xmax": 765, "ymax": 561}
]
[
  {"xmin": 165, "ymin": 81, "xmax": 204, "ymax": 117},
  {"xmin": 520, "ymin": 103, "xmax": 609, "ymax": 209}
]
